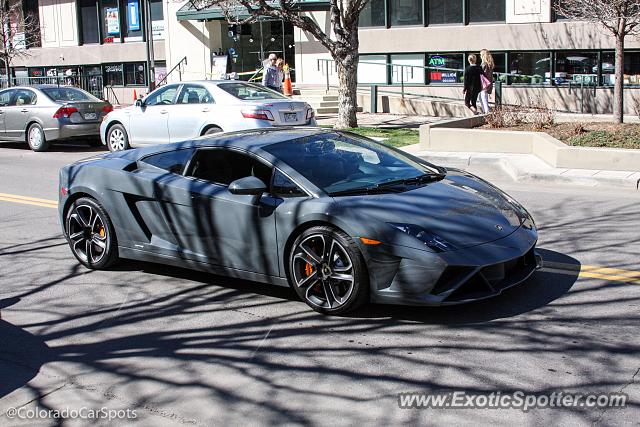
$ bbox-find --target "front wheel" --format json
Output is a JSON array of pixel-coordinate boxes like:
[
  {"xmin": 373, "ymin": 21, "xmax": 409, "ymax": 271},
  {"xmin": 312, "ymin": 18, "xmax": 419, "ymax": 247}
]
[
  {"xmin": 288, "ymin": 226, "xmax": 369, "ymax": 315},
  {"xmin": 107, "ymin": 124, "xmax": 130, "ymax": 152},
  {"xmin": 65, "ymin": 197, "xmax": 119, "ymax": 269}
]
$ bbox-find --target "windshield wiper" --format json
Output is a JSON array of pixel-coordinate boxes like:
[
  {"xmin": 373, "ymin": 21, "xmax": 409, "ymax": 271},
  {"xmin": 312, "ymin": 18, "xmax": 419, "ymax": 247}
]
[
  {"xmin": 328, "ymin": 186, "xmax": 404, "ymax": 197},
  {"xmin": 375, "ymin": 172, "xmax": 446, "ymax": 189}
]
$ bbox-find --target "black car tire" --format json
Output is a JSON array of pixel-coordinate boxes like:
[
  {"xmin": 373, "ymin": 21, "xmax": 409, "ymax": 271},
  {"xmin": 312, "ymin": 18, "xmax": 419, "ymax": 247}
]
[
  {"xmin": 107, "ymin": 124, "xmax": 130, "ymax": 151},
  {"xmin": 26, "ymin": 123, "xmax": 49, "ymax": 152},
  {"xmin": 65, "ymin": 197, "xmax": 119, "ymax": 269},
  {"xmin": 288, "ymin": 226, "xmax": 369, "ymax": 315}
]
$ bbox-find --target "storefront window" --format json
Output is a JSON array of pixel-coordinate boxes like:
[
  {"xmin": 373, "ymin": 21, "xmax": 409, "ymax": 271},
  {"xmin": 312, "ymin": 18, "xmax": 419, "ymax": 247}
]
[
  {"xmin": 468, "ymin": 0, "xmax": 505, "ymax": 23},
  {"xmin": 359, "ymin": 0, "xmax": 385, "ymax": 27},
  {"xmin": 428, "ymin": 0, "xmax": 463, "ymax": 25},
  {"xmin": 101, "ymin": 0, "xmax": 121, "ymax": 43},
  {"xmin": 104, "ymin": 63, "xmax": 124, "ymax": 86},
  {"xmin": 125, "ymin": 62, "xmax": 146, "ymax": 85},
  {"xmin": 555, "ymin": 52, "xmax": 598, "ymax": 84},
  {"xmin": 389, "ymin": 0, "xmax": 423, "ymax": 26},
  {"xmin": 601, "ymin": 52, "xmax": 640, "ymax": 85},
  {"xmin": 508, "ymin": 52, "xmax": 551, "ymax": 84},
  {"xmin": 391, "ymin": 54, "xmax": 425, "ymax": 84},
  {"xmin": 427, "ymin": 54, "xmax": 463, "ymax": 84},
  {"xmin": 124, "ymin": 0, "xmax": 143, "ymax": 39},
  {"xmin": 80, "ymin": 0, "xmax": 100, "ymax": 44},
  {"xmin": 358, "ymin": 55, "xmax": 388, "ymax": 84}
]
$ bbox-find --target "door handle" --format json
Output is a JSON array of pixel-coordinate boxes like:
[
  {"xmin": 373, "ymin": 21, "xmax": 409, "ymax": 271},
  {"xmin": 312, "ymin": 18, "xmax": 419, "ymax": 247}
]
[
  {"xmin": 20, "ymin": 109, "xmax": 28, "ymax": 113},
  {"xmin": 201, "ymin": 108, "xmax": 210, "ymax": 112},
  {"xmin": 160, "ymin": 110, "xmax": 168, "ymax": 114}
]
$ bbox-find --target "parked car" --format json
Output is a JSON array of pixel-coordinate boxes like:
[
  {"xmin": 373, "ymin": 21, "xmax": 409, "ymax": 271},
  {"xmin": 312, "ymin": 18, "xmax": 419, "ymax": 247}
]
[
  {"xmin": 0, "ymin": 85, "xmax": 113, "ymax": 152},
  {"xmin": 100, "ymin": 81, "xmax": 316, "ymax": 151},
  {"xmin": 59, "ymin": 128, "xmax": 541, "ymax": 315}
]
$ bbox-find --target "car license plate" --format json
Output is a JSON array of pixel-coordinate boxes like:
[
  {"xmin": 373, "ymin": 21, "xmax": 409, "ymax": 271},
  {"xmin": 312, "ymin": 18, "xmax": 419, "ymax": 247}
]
[
  {"xmin": 284, "ymin": 112, "xmax": 297, "ymax": 122},
  {"xmin": 84, "ymin": 112, "xmax": 98, "ymax": 120}
]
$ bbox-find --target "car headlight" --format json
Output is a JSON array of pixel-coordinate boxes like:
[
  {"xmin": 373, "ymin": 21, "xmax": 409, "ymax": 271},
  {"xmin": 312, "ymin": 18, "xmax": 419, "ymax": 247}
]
[{"xmin": 388, "ymin": 223, "xmax": 457, "ymax": 252}]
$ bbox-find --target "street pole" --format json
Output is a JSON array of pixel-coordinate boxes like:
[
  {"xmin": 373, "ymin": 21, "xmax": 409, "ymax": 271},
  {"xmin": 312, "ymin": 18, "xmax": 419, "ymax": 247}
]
[{"xmin": 144, "ymin": 0, "xmax": 155, "ymax": 92}]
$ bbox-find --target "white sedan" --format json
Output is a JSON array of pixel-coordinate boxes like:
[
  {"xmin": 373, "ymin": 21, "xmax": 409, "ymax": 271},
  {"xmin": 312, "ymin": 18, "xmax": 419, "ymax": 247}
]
[{"xmin": 100, "ymin": 81, "xmax": 316, "ymax": 151}]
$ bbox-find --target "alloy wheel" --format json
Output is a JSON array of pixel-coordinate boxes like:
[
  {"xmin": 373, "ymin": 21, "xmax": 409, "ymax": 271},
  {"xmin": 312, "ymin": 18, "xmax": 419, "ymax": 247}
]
[
  {"xmin": 66, "ymin": 203, "xmax": 108, "ymax": 265},
  {"xmin": 109, "ymin": 128, "xmax": 126, "ymax": 151},
  {"xmin": 291, "ymin": 234, "xmax": 355, "ymax": 310},
  {"xmin": 29, "ymin": 126, "xmax": 42, "ymax": 148}
]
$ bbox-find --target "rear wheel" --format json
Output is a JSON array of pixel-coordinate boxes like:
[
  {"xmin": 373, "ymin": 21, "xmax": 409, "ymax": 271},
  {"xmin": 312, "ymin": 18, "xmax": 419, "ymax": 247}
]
[
  {"xmin": 203, "ymin": 126, "xmax": 222, "ymax": 136},
  {"xmin": 26, "ymin": 123, "xmax": 49, "ymax": 152},
  {"xmin": 288, "ymin": 226, "xmax": 369, "ymax": 315},
  {"xmin": 65, "ymin": 197, "xmax": 119, "ymax": 269},
  {"xmin": 107, "ymin": 124, "xmax": 130, "ymax": 151}
]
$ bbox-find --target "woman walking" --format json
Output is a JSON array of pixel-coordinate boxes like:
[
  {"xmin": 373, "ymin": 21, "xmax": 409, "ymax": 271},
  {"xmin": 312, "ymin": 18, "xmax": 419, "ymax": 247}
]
[
  {"xmin": 479, "ymin": 49, "xmax": 495, "ymax": 113},
  {"xmin": 463, "ymin": 54, "xmax": 482, "ymax": 114}
]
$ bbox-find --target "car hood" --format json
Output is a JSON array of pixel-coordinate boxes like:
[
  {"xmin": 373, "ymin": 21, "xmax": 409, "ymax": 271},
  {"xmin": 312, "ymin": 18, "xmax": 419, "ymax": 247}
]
[{"xmin": 332, "ymin": 169, "xmax": 532, "ymax": 250}]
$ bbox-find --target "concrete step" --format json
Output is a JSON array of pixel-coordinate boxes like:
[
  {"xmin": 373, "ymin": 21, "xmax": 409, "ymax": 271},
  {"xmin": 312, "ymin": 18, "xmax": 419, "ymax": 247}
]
[
  {"xmin": 307, "ymin": 101, "xmax": 340, "ymax": 108},
  {"xmin": 293, "ymin": 95, "xmax": 339, "ymax": 102},
  {"xmin": 315, "ymin": 106, "xmax": 364, "ymax": 114}
]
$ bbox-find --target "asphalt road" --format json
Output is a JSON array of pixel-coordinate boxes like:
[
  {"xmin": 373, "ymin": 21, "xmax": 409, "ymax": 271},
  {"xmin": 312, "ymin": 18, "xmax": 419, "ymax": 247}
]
[{"xmin": 0, "ymin": 141, "xmax": 639, "ymax": 426}]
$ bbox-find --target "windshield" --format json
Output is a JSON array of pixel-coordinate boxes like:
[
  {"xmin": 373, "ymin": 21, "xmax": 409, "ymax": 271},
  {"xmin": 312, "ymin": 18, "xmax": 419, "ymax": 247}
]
[
  {"xmin": 42, "ymin": 87, "xmax": 100, "ymax": 102},
  {"xmin": 217, "ymin": 82, "xmax": 287, "ymax": 100},
  {"xmin": 263, "ymin": 132, "xmax": 444, "ymax": 196}
]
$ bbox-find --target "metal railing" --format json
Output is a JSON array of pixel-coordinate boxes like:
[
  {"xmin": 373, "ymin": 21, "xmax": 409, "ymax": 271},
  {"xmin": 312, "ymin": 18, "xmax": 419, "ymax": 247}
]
[
  {"xmin": 0, "ymin": 75, "xmax": 106, "ymax": 99},
  {"xmin": 104, "ymin": 85, "xmax": 120, "ymax": 105},
  {"xmin": 157, "ymin": 56, "xmax": 188, "ymax": 86}
]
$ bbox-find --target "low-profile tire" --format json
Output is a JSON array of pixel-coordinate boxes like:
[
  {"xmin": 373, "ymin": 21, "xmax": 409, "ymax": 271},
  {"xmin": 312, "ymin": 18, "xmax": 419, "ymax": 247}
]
[
  {"xmin": 65, "ymin": 197, "xmax": 119, "ymax": 270},
  {"xmin": 26, "ymin": 123, "xmax": 49, "ymax": 152},
  {"xmin": 203, "ymin": 126, "xmax": 222, "ymax": 136},
  {"xmin": 288, "ymin": 226, "xmax": 369, "ymax": 315},
  {"xmin": 106, "ymin": 124, "xmax": 130, "ymax": 151}
]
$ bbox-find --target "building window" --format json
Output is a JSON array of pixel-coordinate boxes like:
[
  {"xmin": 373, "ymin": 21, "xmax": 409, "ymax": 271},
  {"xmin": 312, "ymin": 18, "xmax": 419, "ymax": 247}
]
[
  {"xmin": 601, "ymin": 51, "xmax": 640, "ymax": 85},
  {"xmin": 358, "ymin": 55, "xmax": 388, "ymax": 84},
  {"xmin": 124, "ymin": 0, "xmax": 143, "ymax": 39},
  {"xmin": 79, "ymin": 0, "xmax": 100, "ymax": 44},
  {"xmin": 104, "ymin": 63, "xmax": 124, "ymax": 86},
  {"xmin": 125, "ymin": 62, "xmax": 146, "ymax": 85},
  {"xmin": 427, "ymin": 53, "xmax": 463, "ymax": 83},
  {"xmin": 391, "ymin": 54, "xmax": 425, "ymax": 84},
  {"xmin": 389, "ymin": 0, "xmax": 423, "ymax": 26},
  {"xmin": 359, "ymin": 0, "xmax": 385, "ymax": 27},
  {"xmin": 555, "ymin": 52, "xmax": 598, "ymax": 84},
  {"xmin": 468, "ymin": 0, "xmax": 505, "ymax": 23},
  {"xmin": 428, "ymin": 0, "xmax": 463, "ymax": 25},
  {"xmin": 23, "ymin": 0, "xmax": 41, "ymax": 48},
  {"xmin": 101, "ymin": 0, "xmax": 121, "ymax": 42},
  {"xmin": 508, "ymin": 52, "xmax": 551, "ymax": 84}
]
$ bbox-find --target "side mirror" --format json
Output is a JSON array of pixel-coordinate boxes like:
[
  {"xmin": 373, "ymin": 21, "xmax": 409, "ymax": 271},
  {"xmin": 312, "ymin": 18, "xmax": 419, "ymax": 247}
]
[
  {"xmin": 135, "ymin": 99, "xmax": 144, "ymax": 107},
  {"xmin": 228, "ymin": 176, "xmax": 267, "ymax": 196}
]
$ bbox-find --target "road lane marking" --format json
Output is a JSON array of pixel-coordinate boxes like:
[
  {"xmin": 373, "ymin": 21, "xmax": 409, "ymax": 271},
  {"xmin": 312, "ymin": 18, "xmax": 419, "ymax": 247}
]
[{"xmin": 0, "ymin": 192, "xmax": 58, "ymax": 209}]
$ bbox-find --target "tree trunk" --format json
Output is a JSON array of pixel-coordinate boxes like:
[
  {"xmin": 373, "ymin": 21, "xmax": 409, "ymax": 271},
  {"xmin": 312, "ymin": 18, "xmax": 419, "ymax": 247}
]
[
  {"xmin": 3, "ymin": 57, "xmax": 9, "ymax": 88},
  {"xmin": 334, "ymin": 52, "xmax": 359, "ymax": 129},
  {"xmin": 614, "ymin": 32, "xmax": 625, "ymax": 123}
]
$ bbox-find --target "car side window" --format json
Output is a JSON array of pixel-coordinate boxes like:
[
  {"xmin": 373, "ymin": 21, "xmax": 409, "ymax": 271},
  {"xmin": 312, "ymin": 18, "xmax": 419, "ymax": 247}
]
[
  {"xmin": 187, "ymin": 149, "xmax": 272, "ymax": 187},
  {"xmin": 12, "ymin": 89, "xmax": 37, "ymax": 106},
  {"xmin": 141, "ymin": 148, "xmax": 195, "ymax": 174},
  {"xmin": 176, "ymin": 85, "xmax": 214, "ymax": 104},
  {"xmin": 271, "ymin": 169, "xmax": 306, "ymax": 198},
  {"xmin": 0, "ymin": 89, "xmax": 16, "ymax": 106},
  {"xmin": 144, "ymin": 85, "xmax": 178, "ymax": 106}
]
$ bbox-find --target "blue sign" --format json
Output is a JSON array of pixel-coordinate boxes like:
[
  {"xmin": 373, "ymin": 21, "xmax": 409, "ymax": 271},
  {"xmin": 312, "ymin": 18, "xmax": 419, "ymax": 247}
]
[{"xmin": 128, "ymin": 0, "xmax": 140, "ymax": 31}]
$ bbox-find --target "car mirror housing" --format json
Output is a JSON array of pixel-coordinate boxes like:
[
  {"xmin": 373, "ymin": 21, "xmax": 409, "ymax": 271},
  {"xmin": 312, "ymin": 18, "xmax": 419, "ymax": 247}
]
[
  {"xmin": 228, "ymin": 176, "xmax": 267, "ymax": 196},
  {"xmin": 135, "ymin": 99, "xmax": 144, "ymax": 108}
]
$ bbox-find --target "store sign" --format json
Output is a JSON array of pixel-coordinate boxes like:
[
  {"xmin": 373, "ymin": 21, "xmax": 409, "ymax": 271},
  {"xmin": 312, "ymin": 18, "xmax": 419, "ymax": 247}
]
[
  {"xmin": 106, "ymin": 8, "xmax": 120, "ymax": 35},
  {"xmin": 105, "ymin": 64, "xmax": 123, "ymax": 73},
  {"xmin": 128, "ymin": 1, "xmax": 140, "ymax": 31},
  {"xmin": 429, "ymin": 56, "xmax": 446, "ymax": 67},
  {"xmin": 429, "ymin": 56, "xmax": 458, "ymax": 83},
  {"xmin": 152, "ymin": 20, "xmax": 165, "ymax": 39},
  {"xmin": 211, "ymin": 54, "xmax": 228, "ymax": 79}
]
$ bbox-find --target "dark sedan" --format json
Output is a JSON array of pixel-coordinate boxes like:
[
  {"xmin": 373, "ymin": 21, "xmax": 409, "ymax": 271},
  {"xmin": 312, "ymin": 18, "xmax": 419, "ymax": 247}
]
[{"xmin": 58, "ymin": 128, "xmax": 541, "ymax": 314}]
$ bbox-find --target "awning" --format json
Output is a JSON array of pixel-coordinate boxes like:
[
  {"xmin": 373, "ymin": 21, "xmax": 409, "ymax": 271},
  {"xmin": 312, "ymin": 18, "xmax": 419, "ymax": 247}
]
[{"xmin": 176, "ymin": 0, "xmax": 330, "ymax": 21}]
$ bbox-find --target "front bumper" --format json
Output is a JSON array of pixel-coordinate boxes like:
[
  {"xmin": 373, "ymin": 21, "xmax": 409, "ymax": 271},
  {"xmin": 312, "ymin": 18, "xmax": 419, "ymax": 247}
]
[{"xmin": 363, "ymin": 225, "xmax": 540, "ymax": 306}]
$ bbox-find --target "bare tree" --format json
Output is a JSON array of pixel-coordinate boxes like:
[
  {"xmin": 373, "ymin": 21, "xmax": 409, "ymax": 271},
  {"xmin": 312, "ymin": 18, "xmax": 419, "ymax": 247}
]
[
  {"xmin": 190, "ymin": 0, "xmax": 369, "ymax": 128},
  {"xmin": 0, "ymin": 0, "xmax": 39, "ymax": 86},
  {"xmin": 555, "ymin": 0, "xmax": 640, "ymax": 123}
]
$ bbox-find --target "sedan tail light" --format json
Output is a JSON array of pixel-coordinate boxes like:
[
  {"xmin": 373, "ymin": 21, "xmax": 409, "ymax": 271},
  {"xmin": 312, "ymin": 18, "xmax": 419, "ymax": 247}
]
[
  {"xmin": 241, "ymin": 109, "xmax": 274, "ymax": 121},
  {"xmin": 53, "ymin": 106, "xmax": 78, "ymax": 119},
  {"xmin": 102, "ymin": 105, "xmax": 114, "ymax": 114}
]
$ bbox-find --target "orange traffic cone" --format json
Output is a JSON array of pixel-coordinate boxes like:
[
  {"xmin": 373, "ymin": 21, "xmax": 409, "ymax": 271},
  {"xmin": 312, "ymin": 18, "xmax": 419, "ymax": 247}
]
[
  {"xmin": 133, "ymin": 89, "xmax": 137, "ymax": 102},
  {"xmin": 283, "ymin": 64, "xmax": 293, "ymax": 96}
]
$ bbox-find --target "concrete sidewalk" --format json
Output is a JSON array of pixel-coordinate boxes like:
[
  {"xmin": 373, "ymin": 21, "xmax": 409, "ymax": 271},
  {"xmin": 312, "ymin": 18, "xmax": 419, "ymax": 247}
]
[
  {"xmin": 403, "ymin": 145, "xmax": 640, "ymax": 191},
  {"xmin": 316, "ymin": 112, "xmax": 443, "ymax": 128}
]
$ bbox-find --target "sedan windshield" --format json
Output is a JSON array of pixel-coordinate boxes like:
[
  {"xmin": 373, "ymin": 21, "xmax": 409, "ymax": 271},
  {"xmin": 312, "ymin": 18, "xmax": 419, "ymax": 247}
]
[
  {"xmin": 217, "ymin": 82, "xmax": 287, "ymax": 100},
  {"xmin": 42, "ymin": 87, "xmax": 100, "ymax": 102},
  {"xmin": 263, "ymin": 132, "xmax": 445, "ymax": 196}
]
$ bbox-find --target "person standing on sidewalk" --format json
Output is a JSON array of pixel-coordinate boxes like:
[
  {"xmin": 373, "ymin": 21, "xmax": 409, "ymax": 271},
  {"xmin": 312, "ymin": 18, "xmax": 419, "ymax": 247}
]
[
  {"xmin": 463, "ymin": 54, "xmax": 482, "ymax": 114},
  {"xmin": 262, "ymin": 54, "xmax": 281, "ymax": 92},
  {"xmin": 479, "ymin": 49, "xmax": 495, "ymax": 114}
]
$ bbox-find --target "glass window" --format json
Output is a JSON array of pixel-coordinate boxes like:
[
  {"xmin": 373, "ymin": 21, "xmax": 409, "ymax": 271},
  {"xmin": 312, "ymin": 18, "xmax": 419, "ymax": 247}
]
[
  {"xmin": 427, "ymin": 54, "xmax": 463, "ymax": 84},
  {"xmin": 144, "ymin": 85, "xmax": 179, "ymax": 106},
  {"xmin": 271, "ymin": 169, "xmax": 306, "ymax": 198},
  {"xmin": 428, "ymin": 0, "xmax": 463, "ymax": 25},
  {"xmin": 217, "ymin": 82, "xmax": 286, "ymax": 100},
  {"xmin": 41, "ymin": 87, "xmax": 99, "ymax": 102},
  {"xmin": 177, "ymin": 84, "xmax": 214, "ymax": 104},
  {"xmin": 555, "ymin": 52, "xmax": 598, "ymax": 85},
  {"xmin": 79, "ymin": 0, "xmax": 100, "ymax": 44},
  {"xmin": 390, "ymin": 0, "xmax": 423, "ymax": 26},
  {"xmin": 358, "ymin": 55, "xmax": 388, "ymax": 84},
  {"xmin": 601, "ymin": 51, "xmax": 640, "ymax": 86},
  {"xmin": 391, "ymin": 54, "xmax": 425, "ymax": 84},
  {"xmin": 508, "ymin": 52, "xmax": 551, "ymax": 84},
  {"xmin": 0, "ymin": 89, "xmax": 16, "ymax": 106},
  {"xmin": 104, "ymin": 64, "xmax": 124, "ymax": 86},
  {"xmin": 187, "ymin": 149, "xmax": 272, "ymax": 186},
  {"xmin": 125, "ymin": 62, "xmax": 146, "ymax": 85},
  {"xmin": 263, "ymin": 133, "xmax": 440, "ymax": 195},
  {"xmin": 124, "ymin": 0, "xmax": 142, "ymax": 38},
  {"xmin": 468, "ymin": 0, "xmax": 505, "ymax": 23},
  {"xmin": 150, "ymin": 0, "xmax": 164, "ymax": 21},
  {"xmin": 142, "ymin": 148, "xmax": 195, "ymax": 174},
  {"xmin": 359, "ymin": 0, "xmax": 385, "ymax": 27},
  {"xmin": 101, "ymin": 0, "xmax": 121, "ymax": 42},
  {"xmin": 13, "ymin": 89, "xmax": 37, "ymax": 106}
]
